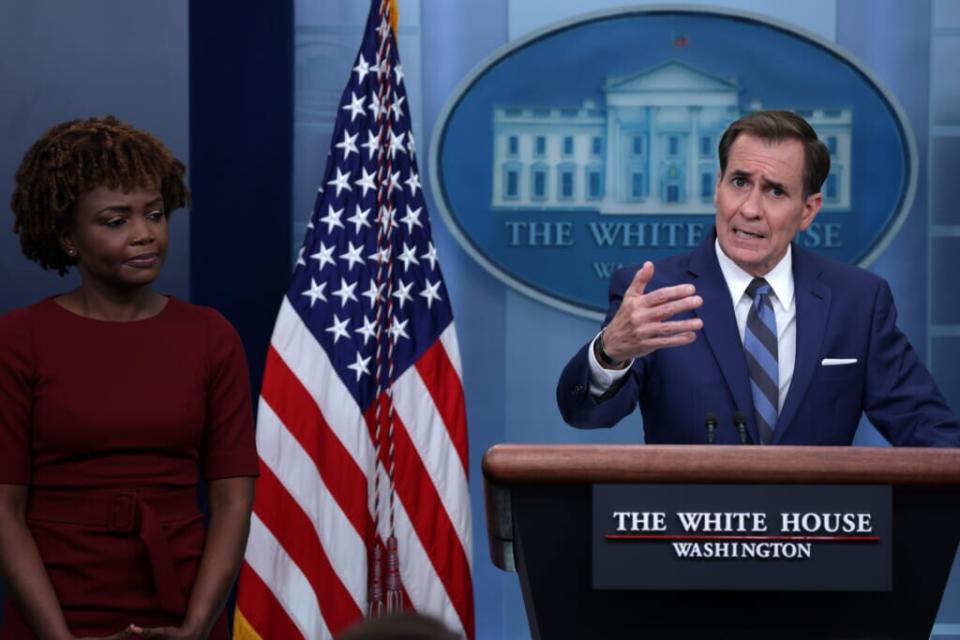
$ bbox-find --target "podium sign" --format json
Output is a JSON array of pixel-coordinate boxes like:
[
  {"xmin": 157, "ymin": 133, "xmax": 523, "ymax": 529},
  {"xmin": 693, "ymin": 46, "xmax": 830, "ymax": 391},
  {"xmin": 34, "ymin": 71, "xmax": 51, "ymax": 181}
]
[
  {"xmin": 483, "ymin": 445, "xmax": 960, "ymax": 638},
  {"xmin": 593, "ymin": 484, "xmax": 892, "ymax": 591}
]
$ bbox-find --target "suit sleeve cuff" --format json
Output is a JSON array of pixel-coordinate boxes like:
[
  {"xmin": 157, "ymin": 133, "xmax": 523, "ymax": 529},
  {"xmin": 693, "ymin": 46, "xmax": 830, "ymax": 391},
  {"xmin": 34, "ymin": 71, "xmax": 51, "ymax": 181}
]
[{"xmin": 587, "ymin": 332, "xmax": 633, "ymax": 397}]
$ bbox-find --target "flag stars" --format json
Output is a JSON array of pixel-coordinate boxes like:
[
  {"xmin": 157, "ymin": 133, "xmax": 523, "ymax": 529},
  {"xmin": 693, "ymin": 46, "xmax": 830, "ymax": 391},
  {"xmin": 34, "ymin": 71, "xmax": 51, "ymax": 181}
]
[
  {"xmin": 296, "ymin": 246, "xmax": 306, "ymax": 267},
  {"xmin": 319, "ymin": 205, "xmax": 345, "ymax": 233},
  {"xmin": 347, "ymin": 351, "xmax": 372, "ymax": 381},
  {"xmin": 355, "ymin": 314, "xmax": 378, "ymax": 345},
  {"xmin": 388, "ymin": 130, "xmax": 406, "ymax": 159},
  {"xmin": 421, "ymin": 243, "xmax": 438, "ymax": 270},
  {"xmin": 361, "ymin": 280, "xmax": 384, "ymax": 306},
  {"xmin": 369, "ymin": 93, "xmax": 384, "ymax": 121},
  {"xmin": 355, "ymin": 167, "xmax": 377, "ymax": 198},
  {"xmin": 353, "ymin": 53, "xmax": 371, "ymax": 83},
  {"xmin": 347, "ymin": 204, "xmax": 372, "ymax": 233},
  {"xmin": 361, "ymin": 129, "xmax": 380, "ymax": 159},
  {"xmin": 376, "ymin": 18, "xmax": 391, "ymax": 40},
  {"xmin": 327, "ymin": 168, "xmax": 353, "ymax": 198},
  {"xmin": 393, "ymin": 63, "xmax": 404, "ymax": 86},
  {"xmin": 301, "ymin": 278, "xmax": 327, "ymax": 308},
  {"xmin": 392, "ymin": 279, "xmax": 414, "ymax": 310},
  {"xmin": 386, "ymin": 169, "xmax": 401, "ymax": 197},
  {"xmin": 377, "ymin": 53, "xmax": 391, "ymax": 78},
  {"xmin": 379, "ymin": 205, "xmax": 397, "ymax": 233},
  {"xmin": 332, "ymin": 277, "xmax": 359, "ymax": 308},
  {"xmin": 339, "ymin": 241, "xmax": 365, "ymax": 271},
  {"xmin": 310, "ymin": 241, "xmax": 337, "ymax": 271},
  {"xmin": 391, "ymin": 93, "xmax": 405, "ymax": 122},
  {"xmin": 341, "ymin": 92, "xmax": 366, "ymax": 122},
  {"xmin": 397, "ymin": 243, "xmax": 420, "ymax": 272},
  {"xmin": 400, "ymin": 205, "xmax": 423, "ymax": 234},
  {"xmin": 420, "ymin": 279, "xmax": 443, "ymax": 309},
  {"xmin": 407, "ymin": 135, "xmax": 416, "ymax": 159},
  {"xmin": 405, "ymin": 172, "xmax": 421, "ymax": 198},
  {"xmin": 335, "ymin": 129, "xmax": 359, "ymax": 160},
  {"xmin": 325, "ymin": 314, "xmax": 351, "ymax": 344},
  {"xmin": 374, "ymin": 50, "xmax": 384, "ymax": 77},
  {"xmin": 368, "ymin": 246, "xmax": 390, "ymax": 265},
  {"xmin": 388, "ymin": 317, "xmax": 410, "ymax": 342}
]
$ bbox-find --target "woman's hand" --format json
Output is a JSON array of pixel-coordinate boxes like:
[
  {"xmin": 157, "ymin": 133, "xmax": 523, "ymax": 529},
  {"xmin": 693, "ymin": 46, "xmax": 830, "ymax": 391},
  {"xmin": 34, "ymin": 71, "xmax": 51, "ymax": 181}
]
[
  {"xmin": 76, "ymin": 624, "xmax": 136, "ymax": 639},
  {"xmin": 129, "ymin": 624, "xmax": 203, "ymax": 640}
]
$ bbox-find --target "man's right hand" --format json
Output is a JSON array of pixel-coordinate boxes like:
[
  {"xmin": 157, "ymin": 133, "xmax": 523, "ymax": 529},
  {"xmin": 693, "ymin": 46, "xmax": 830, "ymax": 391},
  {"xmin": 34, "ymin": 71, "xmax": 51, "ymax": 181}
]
[{"xmin": 600, "ymin": 261, "xmax": 704, "ymax": 364}]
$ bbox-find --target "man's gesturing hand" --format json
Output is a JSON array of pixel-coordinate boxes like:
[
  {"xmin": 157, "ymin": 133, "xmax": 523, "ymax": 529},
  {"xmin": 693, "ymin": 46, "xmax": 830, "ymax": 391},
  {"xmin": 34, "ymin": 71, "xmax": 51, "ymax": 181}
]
[{"xmin": 600, "ymin": 261, "xmax": 704, "ymax": 364}]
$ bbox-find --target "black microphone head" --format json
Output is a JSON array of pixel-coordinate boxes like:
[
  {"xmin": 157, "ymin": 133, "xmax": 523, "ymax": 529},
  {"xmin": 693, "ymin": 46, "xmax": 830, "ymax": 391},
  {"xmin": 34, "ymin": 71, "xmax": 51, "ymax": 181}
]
[
  {"xmin": 732, "ymin": 410, "xmax": 750, "ymax": 444},
  {"xmin": 704, "ymin": 412, "xmax": 718, "ymax": 426}
]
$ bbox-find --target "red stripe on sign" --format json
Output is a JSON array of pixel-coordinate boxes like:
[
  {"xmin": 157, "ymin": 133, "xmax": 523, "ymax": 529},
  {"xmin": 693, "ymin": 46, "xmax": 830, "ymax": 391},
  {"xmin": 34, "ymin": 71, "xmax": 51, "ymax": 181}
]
[{"xmin": 605, "ymin": 534, "xmax": 882, "ymax": 542}]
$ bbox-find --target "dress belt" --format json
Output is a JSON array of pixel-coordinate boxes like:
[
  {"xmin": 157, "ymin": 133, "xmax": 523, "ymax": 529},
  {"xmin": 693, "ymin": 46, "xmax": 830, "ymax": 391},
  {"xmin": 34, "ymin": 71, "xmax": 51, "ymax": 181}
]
[{"xmin": 26, "ymin": 487, "xmax": 199, "ymax": 614}]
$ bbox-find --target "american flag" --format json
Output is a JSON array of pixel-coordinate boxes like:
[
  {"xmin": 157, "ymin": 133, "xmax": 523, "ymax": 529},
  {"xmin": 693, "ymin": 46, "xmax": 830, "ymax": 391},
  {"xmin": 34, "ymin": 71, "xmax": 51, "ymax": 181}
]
[{"xmin": 233, "ymin": 1, "xmax": 474, "ymax": 638}]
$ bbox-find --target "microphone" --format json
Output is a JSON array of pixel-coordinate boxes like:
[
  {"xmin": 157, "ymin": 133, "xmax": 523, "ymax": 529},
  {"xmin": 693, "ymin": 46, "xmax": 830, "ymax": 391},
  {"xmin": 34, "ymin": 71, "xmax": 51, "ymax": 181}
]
[
  {"xmin": 733, "ymin": 411, "xmax": 749, "ymax": 445},
  {"xmin": 704, "ymin": 412, "xmax": 718, "ymax": 444}
]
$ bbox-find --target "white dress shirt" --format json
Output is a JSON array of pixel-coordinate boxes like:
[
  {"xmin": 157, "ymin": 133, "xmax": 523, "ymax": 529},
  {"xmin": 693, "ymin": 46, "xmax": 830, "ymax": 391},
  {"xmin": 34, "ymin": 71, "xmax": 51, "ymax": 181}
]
[{"xmin": 588, "ymin": 240, "xmax": 796, "ymax": 412}]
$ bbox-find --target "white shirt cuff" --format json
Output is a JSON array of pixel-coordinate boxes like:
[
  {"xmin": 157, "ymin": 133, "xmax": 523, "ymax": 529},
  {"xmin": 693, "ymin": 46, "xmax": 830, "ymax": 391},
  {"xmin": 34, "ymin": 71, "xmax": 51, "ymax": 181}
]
[{"xmin": 587, "ymin": 332, "xmax": 632, "ymax": 397}]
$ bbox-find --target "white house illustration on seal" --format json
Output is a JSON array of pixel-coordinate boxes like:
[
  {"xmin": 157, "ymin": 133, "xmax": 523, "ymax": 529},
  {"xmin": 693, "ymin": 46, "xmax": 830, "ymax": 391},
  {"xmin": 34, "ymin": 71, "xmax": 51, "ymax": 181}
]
[{"xmin": 491, "ymin": 60, "xmax": 851, "ymax": 214}]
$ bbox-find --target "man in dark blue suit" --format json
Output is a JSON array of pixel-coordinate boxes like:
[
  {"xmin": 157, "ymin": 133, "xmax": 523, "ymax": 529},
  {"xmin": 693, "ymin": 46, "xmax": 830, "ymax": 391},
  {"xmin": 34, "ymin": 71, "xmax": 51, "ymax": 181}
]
[{"xmin": 557, "ymin": 110, "xmax": 959, "ymax": 446}]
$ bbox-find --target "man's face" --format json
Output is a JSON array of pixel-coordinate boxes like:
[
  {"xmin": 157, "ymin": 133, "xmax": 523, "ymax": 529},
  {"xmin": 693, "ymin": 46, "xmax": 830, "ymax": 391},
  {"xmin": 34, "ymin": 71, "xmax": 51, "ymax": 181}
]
[{"xmin": 714, "ymin": 133, "xmax": 822, "ymax": 276}]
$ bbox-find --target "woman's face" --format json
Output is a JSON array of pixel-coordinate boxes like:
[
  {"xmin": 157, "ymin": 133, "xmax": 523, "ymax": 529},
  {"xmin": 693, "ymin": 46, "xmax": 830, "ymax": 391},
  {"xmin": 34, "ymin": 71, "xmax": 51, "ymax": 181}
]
[{"xmin": 62, "ymin": 186, "xmax": 169, "ymax": 292}]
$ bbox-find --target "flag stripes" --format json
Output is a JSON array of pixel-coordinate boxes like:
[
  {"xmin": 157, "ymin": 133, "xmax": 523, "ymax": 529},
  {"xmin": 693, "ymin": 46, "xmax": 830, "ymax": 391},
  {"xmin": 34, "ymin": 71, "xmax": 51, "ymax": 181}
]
[
  {"xmin": 245, "ymin": 515, "xmax": 330, "ymax": 638},
  {"xmin": 414, "ymin": 335, "xmax": 469, "ymax": 471},
  {"xmin": 392, "ymin": 368, "xmax": 471, "ymax": 551},
  {"xmin": 254, "ymin": 461, "xmax": 364, "ymax": 633},
  {"xmin": 362, "ymin": 406, "xmax": 474, "ymax": 631},
  {"xmin": 256, "ymin": 398, "xmax": 369, "ymax": 611},
  {"xmin": 234, "ymin": 569, "xmax": 299, "ymax": 640},
  {"xmin": 270, "ymin": 299, "xmax": 375, "ymax": 475},
  {"xmin": 261, "ymin": 344, "xmax": 371, "ymax": 537}
]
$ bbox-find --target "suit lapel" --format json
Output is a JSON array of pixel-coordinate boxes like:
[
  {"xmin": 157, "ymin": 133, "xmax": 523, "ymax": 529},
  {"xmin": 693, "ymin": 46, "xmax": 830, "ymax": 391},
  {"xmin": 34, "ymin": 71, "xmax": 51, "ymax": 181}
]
[
  {"xmin": 688, "ymin": 234, "xmax": 757, "ymax": 442},
  {"xmin": 773, "ymin": 245, "xmax": 830, "ymax": 443}
]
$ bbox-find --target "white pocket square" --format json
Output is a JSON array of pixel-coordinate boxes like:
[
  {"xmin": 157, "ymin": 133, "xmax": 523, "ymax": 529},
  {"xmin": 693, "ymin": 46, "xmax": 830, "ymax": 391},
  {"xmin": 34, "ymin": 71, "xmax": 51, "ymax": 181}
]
[{"xmin": 821, "ymin": 358, "xmax": 857, "ymax": 366}]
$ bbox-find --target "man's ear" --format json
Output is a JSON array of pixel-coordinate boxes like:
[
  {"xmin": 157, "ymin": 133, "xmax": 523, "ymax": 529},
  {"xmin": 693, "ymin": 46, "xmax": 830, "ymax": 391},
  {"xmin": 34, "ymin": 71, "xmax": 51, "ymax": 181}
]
[
  {"xmin": 713, "ymin": 168, "xmax": 723, "ymax": 208},
  {"xmin": 799, "ymin": 191, "xmax": 823, "ymax": 231}
]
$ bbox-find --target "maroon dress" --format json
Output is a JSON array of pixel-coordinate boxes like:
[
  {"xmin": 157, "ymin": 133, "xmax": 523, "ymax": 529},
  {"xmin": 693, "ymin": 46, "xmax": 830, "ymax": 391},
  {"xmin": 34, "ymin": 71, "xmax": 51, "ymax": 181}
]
[{"xmin": 0, "ymin": 297, "xmax": 259, "ymax": 639}]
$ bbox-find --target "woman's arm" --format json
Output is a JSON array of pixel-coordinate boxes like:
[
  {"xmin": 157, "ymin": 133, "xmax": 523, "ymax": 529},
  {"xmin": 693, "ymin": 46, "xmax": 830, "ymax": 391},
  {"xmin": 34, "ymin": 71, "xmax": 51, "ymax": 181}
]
[
  {"xmin": 0, "ymin": 484, "xmax": 82, "ymax": 640},
  {"xmin": 136, "ymin": 476, "xmax": 254, "ymax": 640}
]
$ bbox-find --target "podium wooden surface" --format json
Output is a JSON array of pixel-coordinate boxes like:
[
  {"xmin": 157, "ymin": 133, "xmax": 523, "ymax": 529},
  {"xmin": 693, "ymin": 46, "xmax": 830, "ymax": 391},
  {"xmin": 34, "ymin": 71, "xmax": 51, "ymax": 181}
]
[{"xmin": 483, "ymin": 445, "xmax": 960, "ymax": 639}]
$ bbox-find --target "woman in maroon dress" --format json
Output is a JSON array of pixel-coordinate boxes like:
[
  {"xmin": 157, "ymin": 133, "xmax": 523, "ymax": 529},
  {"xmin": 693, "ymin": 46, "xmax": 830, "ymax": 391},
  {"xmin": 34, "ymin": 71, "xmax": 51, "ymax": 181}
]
[{"xmin": 0, "ymin": 117, "xmax": 259, "ymax": 640}]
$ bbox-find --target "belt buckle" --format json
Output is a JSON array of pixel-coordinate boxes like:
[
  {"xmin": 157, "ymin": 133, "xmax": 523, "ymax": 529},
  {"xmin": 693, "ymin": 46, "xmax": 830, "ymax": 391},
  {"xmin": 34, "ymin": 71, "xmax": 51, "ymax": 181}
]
[{"xmin": 109, "ymin": 492, "xmax": 137, "ymax": 532}]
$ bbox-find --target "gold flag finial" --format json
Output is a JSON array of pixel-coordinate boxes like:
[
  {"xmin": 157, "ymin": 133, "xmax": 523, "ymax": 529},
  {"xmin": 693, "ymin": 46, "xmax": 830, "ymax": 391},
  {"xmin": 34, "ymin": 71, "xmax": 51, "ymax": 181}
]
[{"xmin": 388, "ymin": 0, "xmax": 398, "ymax": 37}]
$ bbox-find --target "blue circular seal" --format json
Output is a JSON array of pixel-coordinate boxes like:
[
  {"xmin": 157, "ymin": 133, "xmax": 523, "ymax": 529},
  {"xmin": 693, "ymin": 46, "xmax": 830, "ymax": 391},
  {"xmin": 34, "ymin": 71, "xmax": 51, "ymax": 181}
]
[{"xmin": 429, "ymin": 7, "xmax": 916, "ymax": 319}]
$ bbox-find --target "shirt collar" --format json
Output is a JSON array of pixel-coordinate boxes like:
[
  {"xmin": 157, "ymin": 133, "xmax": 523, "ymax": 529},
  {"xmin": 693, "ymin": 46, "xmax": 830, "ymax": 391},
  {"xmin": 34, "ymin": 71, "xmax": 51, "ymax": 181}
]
[{"xmin": 714, "ymin": 239, "xmax": 795, "ymax": 312}]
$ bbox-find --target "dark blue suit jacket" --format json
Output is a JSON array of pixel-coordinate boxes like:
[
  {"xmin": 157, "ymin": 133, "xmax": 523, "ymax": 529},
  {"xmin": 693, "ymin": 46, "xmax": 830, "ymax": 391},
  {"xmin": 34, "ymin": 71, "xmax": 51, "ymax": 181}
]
[{"xmin": 557, "ymin": 231, "xmax": 960, "ymax": 446}]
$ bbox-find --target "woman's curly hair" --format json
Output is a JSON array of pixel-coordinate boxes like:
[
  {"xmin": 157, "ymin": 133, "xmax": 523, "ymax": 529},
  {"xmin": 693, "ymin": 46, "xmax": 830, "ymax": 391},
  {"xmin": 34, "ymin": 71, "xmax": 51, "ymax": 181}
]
[{"xmin": 10, "ymin": 116, "xmax": 190, "ymax": 275}]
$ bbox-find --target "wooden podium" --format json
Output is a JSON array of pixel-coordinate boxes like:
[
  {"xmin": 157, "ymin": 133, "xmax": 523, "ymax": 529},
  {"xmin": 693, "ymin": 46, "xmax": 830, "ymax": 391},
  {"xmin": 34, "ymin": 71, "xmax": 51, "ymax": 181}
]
[{"xmin": 483, "ymin": 445, "xmax": 960, "ymax": 639}]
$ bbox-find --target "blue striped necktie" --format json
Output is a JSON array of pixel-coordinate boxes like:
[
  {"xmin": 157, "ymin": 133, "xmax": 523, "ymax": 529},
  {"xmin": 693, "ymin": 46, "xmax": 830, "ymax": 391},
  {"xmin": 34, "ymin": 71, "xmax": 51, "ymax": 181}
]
[{"xmin": 744, "ymin": 277, "xmax": 778, "ymax": 444}]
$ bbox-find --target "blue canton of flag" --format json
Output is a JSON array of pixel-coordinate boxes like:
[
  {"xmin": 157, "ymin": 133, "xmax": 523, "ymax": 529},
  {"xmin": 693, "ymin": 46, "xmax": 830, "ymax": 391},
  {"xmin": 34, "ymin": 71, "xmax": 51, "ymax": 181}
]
[{"xmin": 291, "ymin": 9, "xmax": 450, "ymax": 408}]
